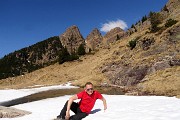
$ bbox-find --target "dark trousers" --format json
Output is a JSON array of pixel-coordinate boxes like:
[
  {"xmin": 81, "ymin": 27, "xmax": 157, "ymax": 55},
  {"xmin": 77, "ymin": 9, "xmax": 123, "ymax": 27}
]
[{"xmin": 57, "ymin": 101, "xmax": 87, "ymax": 120}]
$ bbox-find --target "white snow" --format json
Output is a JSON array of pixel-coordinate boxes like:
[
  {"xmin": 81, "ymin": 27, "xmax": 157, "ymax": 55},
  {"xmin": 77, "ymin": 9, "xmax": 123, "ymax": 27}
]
[{"xmin": 0, "ymin": 84, "xmax": 180, "ymax": 120}]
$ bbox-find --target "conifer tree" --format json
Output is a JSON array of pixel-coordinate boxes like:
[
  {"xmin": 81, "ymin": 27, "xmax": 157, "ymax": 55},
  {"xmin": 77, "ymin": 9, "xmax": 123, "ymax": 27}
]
[
  {"xmin": 59, "ymin": 47, "xmax": 70, "ymax": 64},
  {"xmin": 78, "ymin": 44, "xmax": 86, "ymax": 55}
]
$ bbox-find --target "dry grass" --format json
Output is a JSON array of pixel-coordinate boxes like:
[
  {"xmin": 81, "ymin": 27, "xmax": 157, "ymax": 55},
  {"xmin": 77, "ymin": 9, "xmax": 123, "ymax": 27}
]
[
  {"xmin": 139, "ymin": 66, "xmax": 180, "ymax": 96},
  {"xmin": 0, "ymin": 48, "xmax": 113, "ymax": 89}
]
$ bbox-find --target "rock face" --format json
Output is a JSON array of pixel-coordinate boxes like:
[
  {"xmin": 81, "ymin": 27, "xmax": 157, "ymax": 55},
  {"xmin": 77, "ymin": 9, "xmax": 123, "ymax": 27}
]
[
  {"xmin": 99, "ymin": 0, "xmax": 180, "ymax": 88},
  {"xmin": 85, "ymin": 28, "xmax": 103, "ymax": 51},
  {"xmin": 100, "ymin": 61, "xmax": 149, "ymax": 86},
  {"xmin": 0, "ymin": 106, "xmax": 31, "ymax": 118},
  {"xmin": 103, "ymin": 27, "xmax": 125, "ymax": 45},
  {"xmin": 126, "ymin": 20, "xmax": 151, "ymax": 36},
  {"xmin": 59, "ymin": 25, "xmax": 85, "ymax": 54},
  {"xmin": 137, "ymin": 36, "xmax": 155, "ymax": 50},
  {"xmin": 159, "ymin": 0, "xmax": 180, "ymax": 24},
  {"xmin": 166, "ymin": 0, "xmax": 180, "ymax": 13}
]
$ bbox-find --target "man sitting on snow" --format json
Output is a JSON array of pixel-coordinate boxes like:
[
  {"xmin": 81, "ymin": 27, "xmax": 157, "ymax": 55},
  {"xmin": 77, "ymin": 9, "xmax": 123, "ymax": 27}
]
[{"xmin": 57, "ymin": 82, "xmax": 107, "ymax": 120}]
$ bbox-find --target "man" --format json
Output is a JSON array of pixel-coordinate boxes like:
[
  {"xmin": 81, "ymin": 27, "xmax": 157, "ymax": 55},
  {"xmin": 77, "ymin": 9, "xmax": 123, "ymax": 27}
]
[{"xmin": 57, "ymin": 82, "xmax": 107, "ymax": 120}]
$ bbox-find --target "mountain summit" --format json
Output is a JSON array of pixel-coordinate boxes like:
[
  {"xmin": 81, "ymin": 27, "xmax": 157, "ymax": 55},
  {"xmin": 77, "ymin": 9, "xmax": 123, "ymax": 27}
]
[
  {"xmin": 85, "ymin": 28, "xmax": 103, "ymax": 51},
  {"xmin": 59, "ymin": 25, "xmax": 85, "ymax": 54}
]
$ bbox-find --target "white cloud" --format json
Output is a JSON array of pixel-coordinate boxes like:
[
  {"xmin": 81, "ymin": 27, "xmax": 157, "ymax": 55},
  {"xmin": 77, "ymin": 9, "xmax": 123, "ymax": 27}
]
[{"xmin": 100, "ymin": 19, "xmax": 128, "ymax": 32}]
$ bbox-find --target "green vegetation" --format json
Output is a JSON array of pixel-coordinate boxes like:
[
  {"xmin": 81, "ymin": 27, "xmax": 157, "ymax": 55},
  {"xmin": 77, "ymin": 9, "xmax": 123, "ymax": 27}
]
[
  {"xmin": 131, "ymin": 24, "xmax": 135, "ymax": 29},
  {"xmin": 58, "ymin": 47, "xmax": 70, "ymax": 64},
  {"xmin": 77, "ymin": 44, "xmax": 86, "ymax": 55},
  {"xmin": 0, "ymin": 34, "xmax": 87, "ymax": 79},
  {"xmin": 162, "ymin": 5, "xmax": 169, "ymax": 12},
  {"xmin": 128, "ymin": 39, "xmax": 137, "ymax": 50},
  {"xmin": 165, "ymin": 19, "xmax": 178, "ymax": 28},
  {"xmin": 0, "ymin": 36, "xmax": 62, "ymax": 80},
  {"xmin": 141, "ymin": 15, "xmax": 147, "ymax": 23},
  {"xmin": 149, "ymin": 11, "xmax": 162, "ymax": 32},
  {"xmin": 58, "ymin": 43, "xmax": 87, "ymax": 64},
  {"xmin": 58, "ymin": 47, "xmax": 79, "ymax": 64}
]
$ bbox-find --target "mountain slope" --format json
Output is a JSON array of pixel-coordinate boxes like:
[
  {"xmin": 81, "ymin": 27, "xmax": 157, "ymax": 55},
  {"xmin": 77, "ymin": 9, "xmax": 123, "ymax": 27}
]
[
  {"xmin": 0, "ymin": 48, "xmax": 112, "ymax": 88},
  {"xmin": 0, "ymin": 0, "xmax": 179, "ymax": 97},
  {"xmin": 0, "ymin": 36, "xmax": 62, "ymax": 79}
]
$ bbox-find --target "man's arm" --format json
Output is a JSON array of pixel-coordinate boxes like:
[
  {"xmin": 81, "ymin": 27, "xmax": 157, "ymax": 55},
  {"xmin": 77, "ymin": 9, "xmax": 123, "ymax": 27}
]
[
  {"xmin": 101, "ymin": 96, "xmax": 107, "ymax": 111},
  {"xmin": 66, "ymin": 95, "xmax": 78, "ymax": 119}
]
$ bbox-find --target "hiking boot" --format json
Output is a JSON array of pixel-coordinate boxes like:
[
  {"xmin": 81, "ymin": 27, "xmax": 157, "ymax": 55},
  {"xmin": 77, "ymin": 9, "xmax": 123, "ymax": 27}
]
[{"xmin": 56, "ymin": 115, "xmax": 65, "ymax": 120}]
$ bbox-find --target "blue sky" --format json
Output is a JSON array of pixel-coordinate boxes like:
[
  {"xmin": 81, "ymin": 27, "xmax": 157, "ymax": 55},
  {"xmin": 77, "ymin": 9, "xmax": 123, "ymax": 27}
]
[{"xmin": 0, "ymin": 0, "xmax": 168, "ymax": 58}]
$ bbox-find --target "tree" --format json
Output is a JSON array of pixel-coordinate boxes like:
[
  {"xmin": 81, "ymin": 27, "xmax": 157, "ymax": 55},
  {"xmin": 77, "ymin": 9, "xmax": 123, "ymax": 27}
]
[
  {"xmin": 58, "ymin": 47, "xmax": 70, "ymax": 64},
  {"xmin": 131, "ymin": 24, "xmax": 137, "ymax": 33},
  {"xmin": 149, "ymin": 12, "xmax": 162, "ymax": 32},
  {"xmin": 59, "ymin": 46, "xmax": 79, "ymax": 64},
  {"xmin": 163, "ymin": 5, "xmax": 169, "ymax": 12},
  {"xmin": 78, "ymin": 44, "xmax": 86, "ymax": 55},
  {"xmin": 116, "ymin": 34, "xmax": 120, "ymax": 40},
  {"xmin": 141, "ymin": 15, "xmax": 147, "ymax": 23},
  {"xmin": 131, "ymin": 24, "xmax": 135, "ymax": 28},
  {"xmin": 67, "ymin": 53, "xmax": 79, "ymax": 61}
]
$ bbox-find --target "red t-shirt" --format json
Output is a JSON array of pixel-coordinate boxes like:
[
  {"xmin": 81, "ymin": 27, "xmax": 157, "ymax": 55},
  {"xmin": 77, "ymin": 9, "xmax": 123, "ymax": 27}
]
[{"xmin": 77, "ymin": 90, "xmax": 103, "ymax": 114}]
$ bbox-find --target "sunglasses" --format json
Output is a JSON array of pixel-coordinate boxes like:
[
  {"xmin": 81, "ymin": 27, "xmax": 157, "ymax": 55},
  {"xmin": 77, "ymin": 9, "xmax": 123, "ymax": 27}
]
[{"xmin": 86, "ymin": 88, "xmax": 93, "ymax": 91}]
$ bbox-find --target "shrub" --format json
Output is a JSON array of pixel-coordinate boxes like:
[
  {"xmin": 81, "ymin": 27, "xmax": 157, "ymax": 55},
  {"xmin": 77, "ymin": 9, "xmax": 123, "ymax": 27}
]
[
  {"xmin": 77, "ymin": 44, "xmax": 86, "ymax": 55},
  {"xmin": 67, "ymin": 53, "xmax": 79, "ymax": 61},
  {"xmin": 128, "ymin": 39, "xmax": 137, "ymax": 50},
  {"xmin": 149, "ymin": 12, "xmax": 162, "ymax": 32},
  {"xmin": 165, "ymin": 19, "xmax": 178, "ymax": 28}
]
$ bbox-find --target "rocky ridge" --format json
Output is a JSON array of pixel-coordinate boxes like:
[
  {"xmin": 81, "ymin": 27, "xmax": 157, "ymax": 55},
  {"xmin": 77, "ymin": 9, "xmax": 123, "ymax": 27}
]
[
  {"xmin": 85, "ymin": 28, "xmax": 103, "ymax": 51},
  {"xmin": 59, "ymin": 25, "xmax": 85, "ymax": 54},
  {"xmin": 103, "ymin": 27, "xmax": 125, "ymax": 44}
]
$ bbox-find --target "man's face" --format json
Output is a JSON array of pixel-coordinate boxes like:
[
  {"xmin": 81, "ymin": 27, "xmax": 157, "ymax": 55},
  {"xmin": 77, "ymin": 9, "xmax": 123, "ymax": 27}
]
[{"xmin": 85, "ymin": 84, "xmax": 94, "ymax": 95}]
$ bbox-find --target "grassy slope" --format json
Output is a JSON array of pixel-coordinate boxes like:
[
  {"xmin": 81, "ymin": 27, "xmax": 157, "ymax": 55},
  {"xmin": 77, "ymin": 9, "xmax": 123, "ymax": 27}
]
[
  {"xmin": 139, "ymin": 66, "xmax": 180, "ymax": 96},
  {"xmin": 0, "ymin": 48, "xmax": 114, "ymax": 89}
]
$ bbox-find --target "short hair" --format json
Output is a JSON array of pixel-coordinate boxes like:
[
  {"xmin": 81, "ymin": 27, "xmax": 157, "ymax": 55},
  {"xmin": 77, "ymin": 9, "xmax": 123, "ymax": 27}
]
[{"xmin": 85, "ymin": 82, "xmax": 93, "ymax": 87}]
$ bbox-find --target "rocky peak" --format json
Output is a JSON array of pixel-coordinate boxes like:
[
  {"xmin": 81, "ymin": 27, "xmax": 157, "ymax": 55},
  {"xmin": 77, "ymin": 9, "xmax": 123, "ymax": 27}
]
[
  {"xmin": 85, "ymin": 28, "xmax": 103, "ymax": 51},
  {"xmin": 103, "ymin": 27, "xmax": 125, "ymax": 44},
  {"xmin": 87, "ymin": 28, "xmax": 102, "ymax": 38},
  {"xmin": 59, "ymin": 25, "xmax": 85, "ymax": 54}
]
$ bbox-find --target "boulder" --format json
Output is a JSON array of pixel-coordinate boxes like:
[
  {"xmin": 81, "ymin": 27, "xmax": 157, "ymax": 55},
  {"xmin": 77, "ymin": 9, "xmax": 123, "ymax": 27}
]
[{"xmin": 0, "ymin": 106, "xmax": 31, "ymax": 118}]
